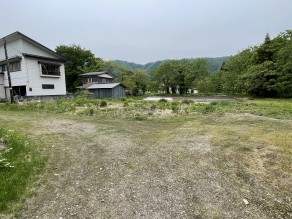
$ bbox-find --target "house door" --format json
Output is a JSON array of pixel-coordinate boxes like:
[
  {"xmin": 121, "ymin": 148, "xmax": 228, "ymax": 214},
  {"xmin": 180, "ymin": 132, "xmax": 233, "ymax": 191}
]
[{"xmin": 12, "ymin": 86, "xmax": 27, "ymax": 96}]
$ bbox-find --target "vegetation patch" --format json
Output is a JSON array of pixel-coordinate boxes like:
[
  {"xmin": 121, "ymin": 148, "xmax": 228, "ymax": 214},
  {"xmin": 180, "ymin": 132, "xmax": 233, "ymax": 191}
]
[
  {"xmin": 0, "ymin": 97, "xmax": 292, "ymax": 120},
  {"xmin": 0, "ymin": 128, "xmax": 46, "ymax": 214}
]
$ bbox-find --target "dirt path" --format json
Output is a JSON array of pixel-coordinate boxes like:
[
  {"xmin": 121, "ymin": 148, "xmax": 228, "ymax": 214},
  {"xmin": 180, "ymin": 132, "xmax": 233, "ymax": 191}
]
[{"xmin": 0, "ymin": 112, "xmax": 291, "ymax": 218}]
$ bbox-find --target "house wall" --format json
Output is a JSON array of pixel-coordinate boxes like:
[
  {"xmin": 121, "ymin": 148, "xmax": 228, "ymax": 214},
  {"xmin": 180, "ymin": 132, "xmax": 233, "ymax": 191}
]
[
  {"xmin": 0, "ymin": 74, "xmax": 5, "ymax": 99},
  {"xmin": 82, "ymin": 77, "xmax": 114, "ymax": 87},
  {"xmin": 0, "ymin": 34, "xmax": 67, "ymax": 99},
  {"xmin": 25, "ymin": 57, "xmax": 66, "ymax": 96},
  {"xmin": 112, "ymin": 85, "xmax": 126, "ymax": 99},
  {"xmin": 91, "ymin": 89, "xmax": 113, "ymax": 99},
  {"xmin": 22, "ymin": 39, "xmax": 56, "ymax": 58},
  {"xmin": 90, "ymin": 85, "xmax": 126, "ymax": 99},
  {"xmin": 0, "ymin": 39, "xmax": 22, "ymax": 60},
  {"xmin": 1, "ymin": 57, "xmax": 66, "ymax": 97},
  {"xmin": 3, "ymin": 59, "xmax": 27, "ymax": 87}
]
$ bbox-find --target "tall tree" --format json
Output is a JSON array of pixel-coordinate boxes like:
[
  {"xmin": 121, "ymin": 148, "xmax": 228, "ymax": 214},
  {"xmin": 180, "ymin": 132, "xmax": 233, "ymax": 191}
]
[
  {"xmin": 55, "ymin": 44, "xmax": 103, "ymax": 92},
  {"xmin": 123, "ymin": 69, "xmax": 149, "ymax": 95},
  {"xmin": 215, "ymin": 30, "xmax": 292, "ymax": 97},
  {"xmin": 150, "ymin": 59, "xmax": 209, "ymax": 94}
]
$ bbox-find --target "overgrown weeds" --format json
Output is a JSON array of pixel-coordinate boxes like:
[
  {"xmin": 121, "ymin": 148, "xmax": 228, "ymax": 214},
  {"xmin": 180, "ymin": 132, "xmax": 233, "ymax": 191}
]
[
  {"xmin": 0, "ymin": 97, "xmax": 291, "ymax": 120},
  {"xmin": 0, "ymin": 129, "xmax": 46, "ymax": 213}
]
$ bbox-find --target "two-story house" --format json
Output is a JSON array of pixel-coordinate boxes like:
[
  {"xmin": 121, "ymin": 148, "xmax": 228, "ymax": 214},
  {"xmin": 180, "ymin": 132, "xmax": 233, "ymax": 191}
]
[
  {"xmin": 0, "ymin": 31, "xmax": 67, "ymax": 101},
  {"xmin": 78, "ymin": 71, "xmax": 126, "ymax": 99}
]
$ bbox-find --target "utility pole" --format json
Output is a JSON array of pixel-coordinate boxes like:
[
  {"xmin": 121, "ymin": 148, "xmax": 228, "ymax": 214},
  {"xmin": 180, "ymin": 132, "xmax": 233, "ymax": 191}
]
[{"xmin": 3, "ymin": 37, "xmax": 13, "ymax": 103}]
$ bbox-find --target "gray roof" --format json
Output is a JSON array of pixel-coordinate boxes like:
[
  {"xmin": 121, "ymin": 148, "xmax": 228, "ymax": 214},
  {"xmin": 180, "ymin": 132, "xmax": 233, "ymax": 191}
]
[
  {"xmin": 80, "ymin": 71, "xmax": 109, "ymax": 76},
  {"xmin": 86, "ymin": 83, "xmax": 122, "ymax": 89}
]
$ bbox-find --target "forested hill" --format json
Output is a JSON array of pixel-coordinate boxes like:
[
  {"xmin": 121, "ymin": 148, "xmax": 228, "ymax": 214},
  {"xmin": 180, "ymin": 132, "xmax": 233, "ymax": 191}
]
[
  {"xmin": 113, "ymin": 60, "xmax": 165, "ymax": 72},
  {"xmin": 113, "ymin": 56, "xmax": 231, "ymax": 73}
]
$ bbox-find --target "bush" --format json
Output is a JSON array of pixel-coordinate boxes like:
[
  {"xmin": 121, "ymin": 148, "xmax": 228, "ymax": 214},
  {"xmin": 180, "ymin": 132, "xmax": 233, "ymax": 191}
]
[
  {"xmin": 199, "ymin": 104, "xmax": 216, "ymax": 114},
  {"xmin": 171, "ymin": 105, "xmax": 179, "ymax": 114},
  {"xmin": 133, "ymin": 114, "xmax": 147, "ymax": 121},
  {"xmin": 99, "ymin": 100, "xmax": 107, "ymax": 107},
  {"xmin": 150, "ymin": 104, "xmax": 157, "ymax": 110},
  {"xmin": 181, "ymin": 99, "xmax": 193, "ymax": 104},
  {"xmin": 159, "ymin": 98, "xmax": 168, "ymax": 103}
]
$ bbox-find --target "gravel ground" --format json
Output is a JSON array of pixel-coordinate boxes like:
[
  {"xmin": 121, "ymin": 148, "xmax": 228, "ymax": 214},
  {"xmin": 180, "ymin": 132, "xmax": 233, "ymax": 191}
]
[{"xmin": 0, "ymin": 112, "xmax": 291, "ymax": 219}]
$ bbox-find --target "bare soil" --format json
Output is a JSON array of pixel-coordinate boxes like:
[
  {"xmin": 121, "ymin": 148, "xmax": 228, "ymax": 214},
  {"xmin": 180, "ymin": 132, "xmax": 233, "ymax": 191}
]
[{"xmin": 0, "ymin": 112, "xmax": 291, "ymax": 218}]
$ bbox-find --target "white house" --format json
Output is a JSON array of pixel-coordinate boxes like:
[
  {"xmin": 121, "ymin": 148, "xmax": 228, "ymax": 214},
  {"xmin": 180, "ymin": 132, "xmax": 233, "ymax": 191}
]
[{"xmin": 0, "ymin": 31, "xmax": 67, "ymax": 101}]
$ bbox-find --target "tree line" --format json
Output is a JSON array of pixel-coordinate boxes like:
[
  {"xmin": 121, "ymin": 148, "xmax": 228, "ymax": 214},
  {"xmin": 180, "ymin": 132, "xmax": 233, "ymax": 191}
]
[
  {"xmin": 56, "ymin": 29, "xmax": 292, "ymax": 97},
  {"xmin": 199, "ymin": 30, "xmax": 292, "ymax": 97}
]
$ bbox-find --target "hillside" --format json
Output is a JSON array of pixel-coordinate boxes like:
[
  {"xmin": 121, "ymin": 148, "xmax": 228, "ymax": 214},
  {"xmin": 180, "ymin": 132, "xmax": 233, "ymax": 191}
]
[{"xmin": 113, "ymin": 56, "xmax": 231, "ymax": 73}]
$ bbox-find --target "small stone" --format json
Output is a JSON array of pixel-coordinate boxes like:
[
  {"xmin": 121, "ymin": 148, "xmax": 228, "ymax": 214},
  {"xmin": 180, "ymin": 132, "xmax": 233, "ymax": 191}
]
[
  {"xmin": 243, "ymin": 199, "xmax": 249, "ymax": 205},
  {"xmin": 100, "ymin": 167, "xmax": 103, "ymax": 170}
]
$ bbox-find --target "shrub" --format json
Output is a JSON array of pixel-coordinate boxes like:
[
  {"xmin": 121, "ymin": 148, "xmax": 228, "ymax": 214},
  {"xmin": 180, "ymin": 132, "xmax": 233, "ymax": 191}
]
[
  {"xmin": 199, "ymin": 104, "xmax": 215, "ymax": 114},
  {"xmin": 99, "ymin": 100, "xmax": 107, "ymax": 107},
  {"xmin": 159, "ymin": 98, "xmax": 168, "ymax": 103},
  {"xmin": 171, "ymin": 105, "xmax": 179, "ymax": 114},
  {"xmin": 133, "ymin": 114, "xmax": 147, "ymax": 121},
  {"xmin": 150, "ymin": 104, "xmax": 157, "ymax": 110},
  {"xmin": 181, "ymin": 99, "xmax": 193, "ymax": 104}
]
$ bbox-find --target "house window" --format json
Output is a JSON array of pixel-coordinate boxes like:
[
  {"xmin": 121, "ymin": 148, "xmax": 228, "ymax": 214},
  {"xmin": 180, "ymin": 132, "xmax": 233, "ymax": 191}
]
[
  {"xmin": 42, "ymin": 84, "xmax": 54, "ymax": 89},
  {"xmin": 102, "ymin": 78, "xmax": 106, "ymax": 83},
  {"xmin": 0, "ymin": 65, "xmax": 6, "ymax": 72},
  {"xmin": 40, "ymin": 63, "xmax": 60, "ymax": 76},
  {"xmin": 9, "ymin": 61, "xmax": 21, "ymax": 72}
]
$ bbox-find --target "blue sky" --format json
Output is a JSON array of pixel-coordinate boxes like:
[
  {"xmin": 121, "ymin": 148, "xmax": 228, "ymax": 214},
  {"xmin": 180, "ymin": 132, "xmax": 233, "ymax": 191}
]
[{"xmin": 2, "ymin": 0, "xmax": 292, "ymax": 64}]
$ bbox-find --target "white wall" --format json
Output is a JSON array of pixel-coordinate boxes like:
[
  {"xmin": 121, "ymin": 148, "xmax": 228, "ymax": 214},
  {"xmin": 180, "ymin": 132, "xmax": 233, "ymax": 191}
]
[
  {"xmin": 22, "ymin": 39, "xmax": 56, "ymax": 58},
  {"xmin": 25, "ymin": 57, "xmax": 66, "ymax": 96},
  {"xmin": 2, "ymin": 59, "xmax": 27, "ymax": 87},
  {"xmin": 0, "ymin": 74, "xmax": 6, "ymax": 99},
  {"xmin": 0, "ymin": 35, "xmax": 67, "ymax": 98},
  {"xmin": 0, "ymin": 39, "xmax": 22, "ymax": 60}
]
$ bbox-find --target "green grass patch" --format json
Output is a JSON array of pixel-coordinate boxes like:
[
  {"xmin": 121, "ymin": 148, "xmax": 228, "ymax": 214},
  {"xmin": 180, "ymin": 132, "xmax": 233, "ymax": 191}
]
[{"xmin": 0, "ymin": 129, "xmax": 46, "ymax": 214}]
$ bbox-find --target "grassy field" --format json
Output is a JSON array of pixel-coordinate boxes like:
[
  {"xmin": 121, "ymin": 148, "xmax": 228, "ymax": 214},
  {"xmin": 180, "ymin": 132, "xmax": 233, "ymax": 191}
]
[{"xmin": 0, "ymin": 97, "xmax": 291, "ymax": 218}]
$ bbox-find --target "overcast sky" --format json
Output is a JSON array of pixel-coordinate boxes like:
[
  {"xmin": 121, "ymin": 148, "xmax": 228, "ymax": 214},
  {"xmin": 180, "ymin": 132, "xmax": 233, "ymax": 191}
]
[{"xmin": 2, "ymin": 0, "xmax": 292, "ymax": 64}]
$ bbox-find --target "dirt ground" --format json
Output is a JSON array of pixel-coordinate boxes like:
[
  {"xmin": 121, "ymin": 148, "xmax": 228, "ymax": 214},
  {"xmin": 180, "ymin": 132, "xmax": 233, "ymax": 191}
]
[{"xmin": 0, "ymin": 112, "xmax": 291, "ymax": 218}]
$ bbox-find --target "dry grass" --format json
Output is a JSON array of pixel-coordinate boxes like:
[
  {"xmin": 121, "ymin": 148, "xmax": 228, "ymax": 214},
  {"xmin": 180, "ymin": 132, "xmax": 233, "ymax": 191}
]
[{"xmin": 0, "ymin": 103, "xmax": 291, "ymax": 218}]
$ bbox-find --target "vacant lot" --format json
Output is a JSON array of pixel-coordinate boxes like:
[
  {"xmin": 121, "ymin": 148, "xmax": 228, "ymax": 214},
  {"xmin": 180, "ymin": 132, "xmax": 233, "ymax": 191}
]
[{"xmin": 0, "ymin": 99, "xmax": 291, "ymax": 218}]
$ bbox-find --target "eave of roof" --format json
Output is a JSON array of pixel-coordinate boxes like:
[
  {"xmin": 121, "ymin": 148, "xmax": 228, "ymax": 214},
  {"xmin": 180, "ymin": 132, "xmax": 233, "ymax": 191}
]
[
  {"xmin": 23, "ymin": 53, "xmax": 66, "ymax": 63},
  {"xmin": 0, "ymin": 56, "xmax": 22, "ymax": 65},
  {"xmin": 86, "ymin": 83, "xmax": 123, "ymax": 89},
  {"xmin": 80, "ymin": 71, "xmax": 110, "ymax": 76},
  {"xmin": 79, "ymin": 71, "xmax": 118, "ymax": 78}
]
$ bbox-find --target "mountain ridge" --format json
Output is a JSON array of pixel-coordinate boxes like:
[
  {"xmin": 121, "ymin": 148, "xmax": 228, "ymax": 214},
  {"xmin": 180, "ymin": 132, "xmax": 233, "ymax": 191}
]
[{"xmin": 113, "ymin": 56, "xmax": 231, "ymax": 73}]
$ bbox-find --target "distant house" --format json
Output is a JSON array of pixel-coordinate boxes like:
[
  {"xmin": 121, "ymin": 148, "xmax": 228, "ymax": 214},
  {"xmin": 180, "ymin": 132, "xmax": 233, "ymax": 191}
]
[
  {"xmin": 78, "ymin": 71, "xmax": 126, "ymax": 99},
  {"xmin": 0, "ymin": 31, "xmax": 67, "ymax": 101}
]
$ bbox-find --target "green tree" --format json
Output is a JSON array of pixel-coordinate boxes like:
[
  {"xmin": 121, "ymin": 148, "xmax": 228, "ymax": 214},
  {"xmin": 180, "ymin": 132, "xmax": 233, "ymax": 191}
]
[
  {"xmin": 123, "ymin": 69, "xmax": 149, "ymax": 95},
  {"xmin": 55, "ymin": 44, "xmax": 103, "ymax": 92},
  {"xmin": 219, "ymin": 48, "xmax": 255, "ymax": 94},
  {"xmin": 217, "ymin": 30, "xmax": 292, "ymax": 97},
  {"xmin": 150, "ymin": 59, "xmax": 209, "ymax": 94},
  {"xmin": 197, "ymin": 71, "xmax": 222, "ymax": 94}
]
